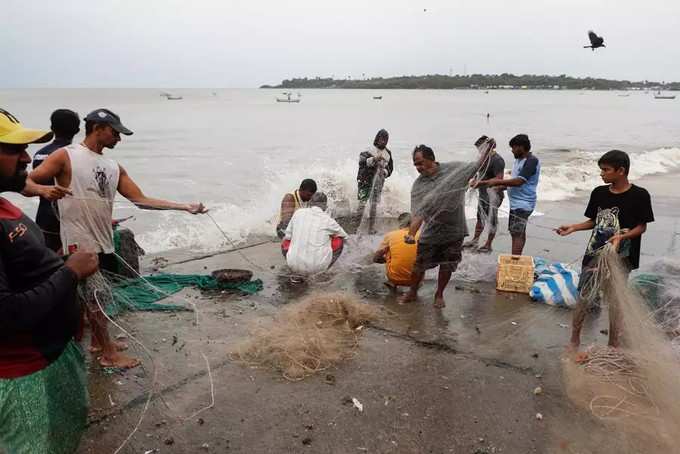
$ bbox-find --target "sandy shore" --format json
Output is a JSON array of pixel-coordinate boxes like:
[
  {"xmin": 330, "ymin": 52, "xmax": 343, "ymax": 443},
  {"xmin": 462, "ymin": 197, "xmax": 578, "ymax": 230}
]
[{"xmin": 66, "ymin": 172, "xmax": 680, "ymax": 454}]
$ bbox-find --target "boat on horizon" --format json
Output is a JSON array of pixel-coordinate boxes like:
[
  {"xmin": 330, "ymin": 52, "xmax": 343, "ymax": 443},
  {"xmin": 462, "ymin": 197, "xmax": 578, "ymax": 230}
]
[
  {"xmin": 654, "ymin": 90, "xmax": 676, "ymax": 100},
  {"xmin": 160, "ymin": 92, "xmax": 183, "ymax": 100},
  {"xmin": 372, "ymin": 96, "xmax": 382, "ymax": 100},
  {"xmin": 276, "ymin": 92, "xmax": 301, "ymax": 103}
]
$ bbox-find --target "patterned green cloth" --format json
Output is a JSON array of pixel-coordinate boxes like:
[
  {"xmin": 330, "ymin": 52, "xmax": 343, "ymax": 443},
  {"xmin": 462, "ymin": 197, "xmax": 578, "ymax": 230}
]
[{"xmin": 0, "ymin": 341, "xmax": 87, "ymax": 454}]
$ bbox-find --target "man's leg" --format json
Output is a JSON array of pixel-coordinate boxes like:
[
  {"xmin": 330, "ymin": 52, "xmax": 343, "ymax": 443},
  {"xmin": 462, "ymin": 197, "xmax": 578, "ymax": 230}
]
[
  {"xmin": 569, "ymin": 300, "xmax": 588, "ymax": 352},
  {"xmin": 433, "ymin": 241, "xmax": 462, "ymax": 308},
  {"xmin": 511, "ymin": 232, "xmax": 526, "ymax": 255},
  {"xmin": 398, "ymin": 270, "xmax": 425, "ymax": 303},
  {"xmin": 569, "ymin": 263, "xmax": 596, "ymax": 353},
  {"xmin": 465, "ymin": 199, "xmax": 486, "ymax": 247},
  {"xmin": 80, "ymin": 273, "xmax": 140, "ymax": 369},
  {"xmin": 481, "ymin": 196, "xmax": 502, "ymax": 251},
  {"xmin": 434, "ymin": 267, "xmax": 453, "ymax": 308},
  {"xmin": 509, "ymin": 209, "xmax": 530, "ymax": 255}
]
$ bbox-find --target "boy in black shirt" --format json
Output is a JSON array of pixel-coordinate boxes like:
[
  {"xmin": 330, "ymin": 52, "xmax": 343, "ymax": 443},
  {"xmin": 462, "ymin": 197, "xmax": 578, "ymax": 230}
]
[{"xmin": 556, "ymin": 150, "xmax": 654, "ymax": 352}]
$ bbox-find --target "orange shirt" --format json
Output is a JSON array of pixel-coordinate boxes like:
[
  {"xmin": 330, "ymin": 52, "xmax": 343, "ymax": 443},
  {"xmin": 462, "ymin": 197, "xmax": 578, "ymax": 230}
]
[{"xmin": 379, "ymin": 228, "xmax": 420, "ymax": 286}]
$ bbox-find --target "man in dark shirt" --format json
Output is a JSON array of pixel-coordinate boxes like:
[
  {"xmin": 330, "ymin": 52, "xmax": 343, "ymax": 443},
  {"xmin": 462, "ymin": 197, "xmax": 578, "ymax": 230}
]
[
  {"xmin": 465, "ymin": 136, "xmax": 505, "ymax": 252},
  {"xmin": 32, "ymin": 109, "xmax": 80, "ymax": 252},
  {"xmin": 0, "ymin": 108, "xmax": 98, "ymax": 454},
  {"xmin": 398, "ymin": 144, "xmax": 491, "ymax": 308},
  {"xmin": 556, "ymin": 150, "xmax": 654, "ymax": 353}
]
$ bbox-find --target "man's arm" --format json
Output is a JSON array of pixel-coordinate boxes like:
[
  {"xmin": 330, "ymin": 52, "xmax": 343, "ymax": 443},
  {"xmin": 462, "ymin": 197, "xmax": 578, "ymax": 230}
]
[
  {"xmin": 608, "ymin": 223, "xmax": 647, "ymax": 251},
  {"xmin": 556, "ymin": 219, "xmax": 595, "ymax": 236},
  {"xmin": 325, "ymin": 216, "xmax": 348, "ymax": 238},
  {"xmin": 373, "ymin": 237, "xmax": 389, "ymax": 263},
  {"xmin": 117, "ymin": 165, "xmax": 207, "ymax": 214},
  {"xmin": 404, "ymin": 216, "xmax": 424, "ymax": 243},
  {"xmin": 24, "ymin": 149, "xmax": 71, "ymax": 200},
  {"xmin": 279, "ymin": 194, "xmax": 296, "ymax": 227},
  {"xmin": 479, "ymin": 176, "xmax": 525, "ymax": 188},
  {"xmin": 0, "ymin": 251, "xmax": 97, "ymax": 334}
]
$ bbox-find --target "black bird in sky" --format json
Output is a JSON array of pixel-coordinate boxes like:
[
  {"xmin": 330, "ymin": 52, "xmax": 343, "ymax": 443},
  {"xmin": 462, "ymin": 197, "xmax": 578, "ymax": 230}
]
[{"xmin": 584, "ymin": 30, "xmax": 605, "ymax": 51}]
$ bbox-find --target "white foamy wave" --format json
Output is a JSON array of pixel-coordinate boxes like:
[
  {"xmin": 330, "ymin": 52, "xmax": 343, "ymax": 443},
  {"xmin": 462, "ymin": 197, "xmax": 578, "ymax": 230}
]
[
  {"xmin": 135, "ymin": 147, "xmax": 680, "ymax": 253},
  {"xmin": 539, "ymin": 147, "xmax": 680, "ymax": 201}
]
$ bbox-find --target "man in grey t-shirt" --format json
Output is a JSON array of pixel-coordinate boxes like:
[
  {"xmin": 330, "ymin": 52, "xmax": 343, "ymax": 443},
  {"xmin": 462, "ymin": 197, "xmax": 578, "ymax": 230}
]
[{"xmin": 398, "ymin": 144, "xmax": 490, "ymax": 308}]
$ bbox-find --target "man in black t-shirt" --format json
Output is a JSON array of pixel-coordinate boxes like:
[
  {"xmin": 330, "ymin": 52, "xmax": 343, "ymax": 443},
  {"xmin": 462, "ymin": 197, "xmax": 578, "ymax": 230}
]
[
  {"xmin": 32, "ymin": 109, "xmax": 80, "ymax": 252},
  {"xmin": 557, "ymin": 150, "xmax": 654, "ymax": 353},
  {"xmin": 465, "ymin": 136, "xmax": 505, "ymax": 253}
]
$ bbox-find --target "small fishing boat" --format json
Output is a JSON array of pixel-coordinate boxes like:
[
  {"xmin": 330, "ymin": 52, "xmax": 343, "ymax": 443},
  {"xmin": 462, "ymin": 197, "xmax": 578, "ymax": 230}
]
[
  {"xmin": 161, "ymin": 92, "xmax": 183, "ymax": 100},
  {"xmin": 654, "ymin": 90, "xmax": 676, "ymax": 100},
  {"xmin": 276, "ymin": 92, "xmax": 301, "ymax": 103},
  {"xmin": 372, "ymin": 96, "xmax": 382, "ymax": 100}
]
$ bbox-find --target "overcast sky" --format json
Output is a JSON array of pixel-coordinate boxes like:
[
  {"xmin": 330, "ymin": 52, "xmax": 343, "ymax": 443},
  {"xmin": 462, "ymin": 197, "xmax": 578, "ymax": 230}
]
[{"xmin": 3, "ymin": 0, "xmax": 679, "ymax": 88}]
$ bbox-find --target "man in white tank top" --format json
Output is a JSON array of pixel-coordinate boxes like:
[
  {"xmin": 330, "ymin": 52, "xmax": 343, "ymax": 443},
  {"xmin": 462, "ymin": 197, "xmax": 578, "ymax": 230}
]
[{"xmin": 29, "ymin": 109, "xmax": 208, "ymax": 369}]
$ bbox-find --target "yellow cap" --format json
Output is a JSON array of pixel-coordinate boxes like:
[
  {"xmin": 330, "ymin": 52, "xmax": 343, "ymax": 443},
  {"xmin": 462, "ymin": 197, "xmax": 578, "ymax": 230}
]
[{"xmin": 0, "ymin": 108, "xmax": 53, "ymax": 145}]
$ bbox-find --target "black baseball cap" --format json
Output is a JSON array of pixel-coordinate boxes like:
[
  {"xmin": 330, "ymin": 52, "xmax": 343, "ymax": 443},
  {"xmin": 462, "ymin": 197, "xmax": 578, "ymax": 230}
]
[{"xmin": 84, "ymin": 108, "xmax": 133, "ymax": 135}]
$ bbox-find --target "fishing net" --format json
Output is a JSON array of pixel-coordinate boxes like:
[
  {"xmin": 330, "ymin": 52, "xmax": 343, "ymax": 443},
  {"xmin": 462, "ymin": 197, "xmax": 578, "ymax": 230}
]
[
  {"xmin": 104, "ymin": 271, "xmax": 264, "ymax": 316},
  {"xmin": 230, "ymin": 292, "xmax": 381, "ymax": 381},
  {"xmin": 563, "ymin": 246, "xmax": 680, "ymax": 449}
]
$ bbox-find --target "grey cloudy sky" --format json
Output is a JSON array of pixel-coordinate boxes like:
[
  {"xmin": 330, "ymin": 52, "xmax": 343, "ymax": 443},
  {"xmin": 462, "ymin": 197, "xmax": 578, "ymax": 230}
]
[{"xmin": 3, "ymin": 0, "xmax": 679, "ymax": 88}]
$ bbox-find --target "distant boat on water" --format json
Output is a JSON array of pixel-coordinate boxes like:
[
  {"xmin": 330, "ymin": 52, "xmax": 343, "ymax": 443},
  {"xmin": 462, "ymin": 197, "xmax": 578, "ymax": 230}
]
[
  {"xmin": 276, "ymin": 92, "xmax": 301, "ymax": 103},
  {"xmin": 160, "ymin": 92, "xmax": 183, "ymax": 100},
  {"xmin": 654, "ymin": 90, "xmax": 676, "ymax": 100},
  {"xmin": 372, "ymin": 96, "xmax": 383, "ymax": 100}
]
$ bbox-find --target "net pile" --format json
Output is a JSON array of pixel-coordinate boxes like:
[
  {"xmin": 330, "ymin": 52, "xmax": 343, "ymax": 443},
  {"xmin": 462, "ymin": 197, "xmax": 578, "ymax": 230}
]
[
  {"xmin": 565, "ymin": 246, "xmax": 680, "ymax": 447},
  {"xmin": 230, "ymin": 292, "xmax": 380, "ymax": 381}
]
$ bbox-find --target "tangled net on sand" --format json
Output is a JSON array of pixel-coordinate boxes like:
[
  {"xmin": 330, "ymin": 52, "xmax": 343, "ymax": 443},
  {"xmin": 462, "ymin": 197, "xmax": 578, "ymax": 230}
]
[
  {"xmin": 566, "ymin": 245, "xmax": 680, "ymax": 431},
  {"xmin": 230, "ymin": 292, "xmax": 381, "ymax": 381}
]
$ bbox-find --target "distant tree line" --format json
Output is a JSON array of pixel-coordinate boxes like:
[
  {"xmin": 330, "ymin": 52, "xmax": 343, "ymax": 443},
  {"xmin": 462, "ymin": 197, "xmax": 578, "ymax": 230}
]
[{"xmin": 261, "ymin": 74, "xmax": 679, "ymax": 90}]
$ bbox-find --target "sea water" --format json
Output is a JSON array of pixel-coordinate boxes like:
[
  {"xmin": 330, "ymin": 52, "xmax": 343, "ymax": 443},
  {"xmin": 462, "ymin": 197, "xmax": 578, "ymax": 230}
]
[{"xmin": 1, "ymin": 88, "xmax": 678, "ymax": 253}]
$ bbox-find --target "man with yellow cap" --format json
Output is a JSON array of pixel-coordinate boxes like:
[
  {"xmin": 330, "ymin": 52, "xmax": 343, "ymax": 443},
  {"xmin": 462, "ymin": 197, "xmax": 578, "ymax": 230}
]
[{"xmin": 0, "ymin": 108, "xmax": 99, "ymax": 453}]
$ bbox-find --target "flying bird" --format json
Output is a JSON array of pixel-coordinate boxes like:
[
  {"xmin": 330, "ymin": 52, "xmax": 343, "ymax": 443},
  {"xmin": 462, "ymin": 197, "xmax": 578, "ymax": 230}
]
[{"xmin": 584, "ymin": 30, "xmax": 605, "ymax": 51}]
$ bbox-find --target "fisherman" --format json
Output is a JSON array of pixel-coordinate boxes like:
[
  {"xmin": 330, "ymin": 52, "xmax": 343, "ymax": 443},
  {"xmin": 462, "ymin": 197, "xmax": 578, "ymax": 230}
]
[
  {"xmin": 32, "ymin": 109, "xmax": 80, "ymax": 252},
  {"xmin": 373, "ymin": 212, "xmax": 420, "ymax": 290},
  {"xmin": 556, "ymin": 150, "xmax": 654, "ymax": 352},
  {"xmin": 0, "ymin": 108, "xmax": 99, "ymax": 454},
  {"xmin": 476, "ymin": 134, "xmax": 539, "ymax": 256},
  {"xmin": 283, "ymin": 192, "xmax": 348, "ymax": 275},
  {"xmin": 28, "ymin": 108, "xmax": 207, "ymax": 369},
  {"xmin": 464, "ymin": 136, "xmax": 505, "ymax": 253},
  {"xmin": 399, "ymin": 144, "xmax": 492, "ymax": 308},
  {"xmin": 276, "ymin": 178, "xmax": 317, "ymax": 238},
  {"xmin": 355, "ymin": 129, "xmax": 393, "ymax": 233}
]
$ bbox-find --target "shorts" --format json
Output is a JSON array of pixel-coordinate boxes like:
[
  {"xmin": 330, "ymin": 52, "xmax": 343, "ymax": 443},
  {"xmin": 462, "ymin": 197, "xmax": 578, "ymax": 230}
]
[
  {"xmin": 0, "ymin": 341, "xmax": 87, "ymax": 454},
  {"xmin": 413, "ymin": 239, "xmax": 463, "ymax": 273},
  {"xmin": 78, "ymin": 270, "xmax": 114, "ymax": 314},
  {"xmin": 477, "ymin": 192, "xmax": 504, "ymax": 233},
  {"xmin": 577, "ymin": 256, "xmax": 631, "ymax": 311},
  {"xmin": 508, "ymin": 209, "xmax": 532, "ymax": 235}
]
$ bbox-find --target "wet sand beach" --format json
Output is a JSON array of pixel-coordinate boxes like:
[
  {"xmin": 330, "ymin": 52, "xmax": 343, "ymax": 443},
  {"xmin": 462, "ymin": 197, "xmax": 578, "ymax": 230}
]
[{"xmin": 72, "ymin": 172, "xmax": 680, "ymax": 454}]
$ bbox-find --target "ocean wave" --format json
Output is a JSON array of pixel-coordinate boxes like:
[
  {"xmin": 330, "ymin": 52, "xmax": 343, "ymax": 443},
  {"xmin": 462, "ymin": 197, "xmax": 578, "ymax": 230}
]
[
  {"xmin": 539, "ymin": 146, "xmax": 680, "ymax": 201},
  {"xmin": 137, "ymin": 147, "xmax": 680, "ymax": 253}
]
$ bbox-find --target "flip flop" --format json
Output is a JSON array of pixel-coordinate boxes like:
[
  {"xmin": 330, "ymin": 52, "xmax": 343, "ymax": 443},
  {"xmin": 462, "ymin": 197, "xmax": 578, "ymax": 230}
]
[{"xmin": 477, "ymin": 246, "xmax": 492, "ymax": 253}]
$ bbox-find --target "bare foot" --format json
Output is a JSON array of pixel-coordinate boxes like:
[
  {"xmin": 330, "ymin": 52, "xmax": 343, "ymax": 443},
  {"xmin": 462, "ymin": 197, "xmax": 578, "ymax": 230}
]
[
  {"xmin": 89, "ymin": 340, "xmax": 128, "ymax": 354},
  {"xmin": 433, "ymin": 296, "xmax": 446, "ymax": 308},
  {"xmin": 397, "ymin": 292, "xmax": 417, "ymax": 305},
  {"xmin": 99, "ymin": 352, "xmax": 141, "ymax": 369},
  {"xmin": 574, "ymin": 351, "xmax": 590, "ymax": 364}
]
